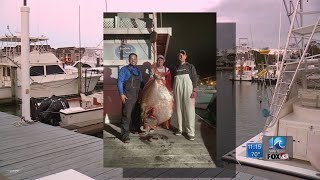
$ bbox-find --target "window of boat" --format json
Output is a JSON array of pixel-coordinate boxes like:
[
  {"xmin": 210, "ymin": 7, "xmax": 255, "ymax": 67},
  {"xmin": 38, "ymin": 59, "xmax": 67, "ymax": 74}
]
[
  {"xmin": 46, "ymin": 65, "xmax": 65, "ymax": 75},
  {"xmin": 74, "ymin": 62, "xmax": 92, "ymax": 69},
  {"xmin": 30, "ymin": 66, "xmax": 44, "ymax": 76},
  {"xmin": 82, "ymin": 63, "xmax": 91, "ymax": 68},
  {"xmin": 7, "ymin": 67, "xmax": 10, "ymax": 76}
]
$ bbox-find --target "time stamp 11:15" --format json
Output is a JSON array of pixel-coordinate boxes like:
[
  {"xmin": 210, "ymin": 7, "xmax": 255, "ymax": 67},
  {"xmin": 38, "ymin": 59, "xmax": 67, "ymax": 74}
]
[{"xmin": 246, "ymin": 143, "xmax": 263, "ymax": 159}]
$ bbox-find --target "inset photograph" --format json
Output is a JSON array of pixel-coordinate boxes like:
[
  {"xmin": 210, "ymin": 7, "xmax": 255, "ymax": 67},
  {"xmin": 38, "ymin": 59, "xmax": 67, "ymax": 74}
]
[{"xmin": 103, "ymin": 12, "xmax": 216, "ymax": 168}]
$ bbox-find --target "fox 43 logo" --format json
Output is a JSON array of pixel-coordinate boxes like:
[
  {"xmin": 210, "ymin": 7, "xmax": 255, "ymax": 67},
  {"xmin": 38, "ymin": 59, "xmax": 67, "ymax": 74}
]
[{"xmin": 267, "ymin": 153, "xmax": 289, "ymax": 160}]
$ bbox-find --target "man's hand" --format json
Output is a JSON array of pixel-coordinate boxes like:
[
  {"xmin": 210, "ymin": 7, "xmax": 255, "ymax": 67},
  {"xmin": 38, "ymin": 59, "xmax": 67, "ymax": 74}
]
[
  {"xmin": 121, "ymin": 94, "xmax": 128, "ymax": 104},
  {"xmin": 153, "ymin": 74, "xmax": 161, "ymax": 79},
  {"xmin": 190, "ymin": 91, "xmax": 197, "ymax": 98}
]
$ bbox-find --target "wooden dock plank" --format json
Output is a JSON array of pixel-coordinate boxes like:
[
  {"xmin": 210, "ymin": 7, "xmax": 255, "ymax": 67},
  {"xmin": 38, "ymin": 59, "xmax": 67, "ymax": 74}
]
[
  {"xmin": 0, "ymin": 124, "xmax": 65, "ymax": 140},
  {"xmin": 128, "ymin": 168, "xmax": 170, "ymax": 179},
  {"xmin": 214, "ymin": 168, "xmax": 237, "ymax": 179},
  {"xmin": 250, "ymin": 176, "xmax": 272, "ymax": 180},
  {"xmin": 121, "ymin": 168, "xmax": 153, "ymax": 179},
  {"xmin": 104, "ymin": 149, "xmax": 212, "ymax": 159},
  {"xmin": 79, "ymin": 164, "xmax": 116, "ymax": 179},
  {"xmin": 104, "ymin": 137, "xmax": 215, "ymax": 168},
  {"xmin": 232, "ymin": 172, "xmax": 254, "ymax": 180},
  {"xmin": 0, "ymin": 141, "xmax": 102, "ymax": 175},
  {"xmin": 0, "ymin": 134, "xmax": 97, "ymax": 162},
  {"xmin": 105, "ymin": 142, "xmax": 211, "ymax": 150},
  {"xmin": 154, "ymin": 168, "xmax": 208, "ymax": 179},
  {"xmin": 104, "ymin": 135, "xmax": 210, "ymax": 145},
  {"xmin": 0, "ymin": 133, "xmax": 77, "ymax": 153},
  {"xmin": 0, "ymin": 112, "xmax": 21, "ymax": 121},
  {"xmin": 118, "ymin": 169, "xmax": 152, "ymax": 180},
  {"xmin": 0, "ymin": 138, "xmax": 101, "ymax": 167},
  {"xmin": 72, "ymin": 150, "xmax": 117, "ymax": 178},
  {"xmin": 0, "ymin": 112, "xmax": 279, "ymax": 180},
  {"xmin": 7, "ymin": 147, "xmax": 102, "ymax": 179},
  {"xmin": 0, "ymin": 122, "xmax": 58, "ymax": 133},
  {"xmin": 104, "ymin": 154, "xmax": 214, "ymax": 166},
  {"xmin": 92, "ymin": 168, "xmax": 123, "ymax": 180},
  {"xmin": 19, "ymin": 147, "xmax": 103, "ymax": 180},
  {"xmin": 193, "ymin": 168, "xmax": 224, "ymax": 179},
  {"xmin": 0, "ymin": 134, "xmax": 90, "ymax": 156},
  {"xmin": 0, "ymin": 128, "xmax": 86, "ymax": 145},
  {"xmin": 103, "ymin": 114, "xmax": 216, "ymax": 169},
  {"xmin": 0, "ymin": 141, "xmax": 102, "ymax": 177}
]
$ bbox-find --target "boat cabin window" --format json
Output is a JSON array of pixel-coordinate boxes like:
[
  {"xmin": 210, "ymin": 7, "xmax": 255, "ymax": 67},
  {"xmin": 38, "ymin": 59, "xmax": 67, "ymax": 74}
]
[
  {"xmin": 74, "ymin": 62, "xmax": 92, "ymax": 68},
  {"xmin": 46, "ymin": 65, "xmax": 65, "ymax": 75},
  {"xmin": 30, "ymin": 66, "xmax": 44, "ymax": 76},
  {"xmin": 7, "ymin": 67, "xmax": 10, "ymax": 76}
]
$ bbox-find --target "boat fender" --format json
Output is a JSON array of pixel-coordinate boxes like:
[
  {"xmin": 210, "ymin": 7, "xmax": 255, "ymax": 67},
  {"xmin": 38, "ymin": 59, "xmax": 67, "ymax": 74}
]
[{"xmin": 261, "ymin": 108, "xmax": 270, "ymax": 118}]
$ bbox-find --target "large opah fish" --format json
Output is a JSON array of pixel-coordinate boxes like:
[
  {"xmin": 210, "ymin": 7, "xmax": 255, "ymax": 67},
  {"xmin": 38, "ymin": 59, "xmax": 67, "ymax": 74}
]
[{"xmin": 140, "ymin": 77, "xmax": 174, "ymax": 131}]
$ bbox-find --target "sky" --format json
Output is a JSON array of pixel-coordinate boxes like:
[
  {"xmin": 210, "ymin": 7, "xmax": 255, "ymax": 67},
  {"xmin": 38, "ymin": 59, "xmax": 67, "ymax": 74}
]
[{"xmin": 0, "ymin": 0, "xmax": 319, "ymax": 49}]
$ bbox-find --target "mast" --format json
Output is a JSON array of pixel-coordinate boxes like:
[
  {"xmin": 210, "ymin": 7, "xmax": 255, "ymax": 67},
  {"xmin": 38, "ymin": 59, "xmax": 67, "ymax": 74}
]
[{"xmin": 21, "ymin": 0, "xmax": 31, "ymax": 121}]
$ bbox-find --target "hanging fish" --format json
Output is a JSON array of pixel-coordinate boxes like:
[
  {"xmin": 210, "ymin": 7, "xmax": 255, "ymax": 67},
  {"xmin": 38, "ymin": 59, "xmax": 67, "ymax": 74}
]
[{"xmin": 140, "ymin": 76, "xmax": 174, "ymax": 132}]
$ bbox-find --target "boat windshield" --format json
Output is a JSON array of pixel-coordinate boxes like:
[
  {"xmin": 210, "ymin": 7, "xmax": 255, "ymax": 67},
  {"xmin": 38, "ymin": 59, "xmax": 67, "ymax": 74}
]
[
  {"xmin": 30, "ymin": 66, "xmax": 44, "ymax": 76},
  {"xmin": 46, "ymin": 65, "xmax": 65, "ymax": 75}
]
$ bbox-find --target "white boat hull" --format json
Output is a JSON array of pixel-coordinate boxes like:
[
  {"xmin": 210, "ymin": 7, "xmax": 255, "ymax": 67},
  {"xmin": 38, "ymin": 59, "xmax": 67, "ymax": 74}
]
[
  {"xmin": 59, "ymin": 93, "xmax": 104, "ymax": 127},
  {"xmin": 15, "ymin": 75, "xmax": 101, "ymax": 99},
  {"xmin": 0, "ymin": 87, "xmax": 13, "ymax": 102},
  {"xmin": 59, "ymin": 106, "xmax": 103, "ymax": 126},
  {"xmin": 231, "ymin": 74, "xmax": 252, "ymax": 81}
]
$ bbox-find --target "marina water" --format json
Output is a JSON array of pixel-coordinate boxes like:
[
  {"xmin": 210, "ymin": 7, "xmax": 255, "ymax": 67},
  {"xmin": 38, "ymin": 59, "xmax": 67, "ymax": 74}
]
[{"xmin": 218, "ymin": 71, "xmax": 271, "ymax": 146}]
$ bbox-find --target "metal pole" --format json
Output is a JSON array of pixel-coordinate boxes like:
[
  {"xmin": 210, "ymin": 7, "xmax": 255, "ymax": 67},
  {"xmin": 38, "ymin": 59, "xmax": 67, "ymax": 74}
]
[
  {"xmin": 152, "ymin": 13, "xmax": 157, "ymax": 63},
  {"xmin": 78, "ymin": 5, "xmax": 82, "ymax": 95},
  {"xmin": 104, "ymin": 0, "xmax": 107, "ymax": 12},
  {"xmin": 21, "ymin": 3, "xmax": 31, "ymax": 121},
  {"xmin": 277, "ymin": 0, "xmax": 283, "ymax": 73}
]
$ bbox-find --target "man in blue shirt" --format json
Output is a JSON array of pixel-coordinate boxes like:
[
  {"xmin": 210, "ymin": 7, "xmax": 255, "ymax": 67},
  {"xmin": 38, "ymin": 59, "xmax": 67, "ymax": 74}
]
[{"xmin": 117, "ymin": 53, "xmax": 144, "ymax": 143}]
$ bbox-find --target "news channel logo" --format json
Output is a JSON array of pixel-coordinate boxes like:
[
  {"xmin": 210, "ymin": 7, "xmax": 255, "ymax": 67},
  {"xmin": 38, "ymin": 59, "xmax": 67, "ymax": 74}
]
[
  {"xmin": 269, "ymin": 137, "xmax": 286, "ymax": 149},
  {"xmin": 263, "ymin": 136, "xmax": 293, "ymax": 161}
]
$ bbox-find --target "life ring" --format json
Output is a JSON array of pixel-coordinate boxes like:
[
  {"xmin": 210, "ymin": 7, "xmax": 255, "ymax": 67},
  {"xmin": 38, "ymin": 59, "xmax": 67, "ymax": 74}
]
[{"xmin": 64, "ymin": 57, "xmax": 72, "ymax": 63}]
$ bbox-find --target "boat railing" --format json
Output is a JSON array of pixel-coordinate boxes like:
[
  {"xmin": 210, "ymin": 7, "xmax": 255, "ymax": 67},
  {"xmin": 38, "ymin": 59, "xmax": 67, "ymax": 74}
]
[
  {"xmin": 306, "ymin": 54, "xmax": 320, "ymax": 60},
  {"xmin": 104, "ymin": 17, "xmax": 152, "ymax": 29}
]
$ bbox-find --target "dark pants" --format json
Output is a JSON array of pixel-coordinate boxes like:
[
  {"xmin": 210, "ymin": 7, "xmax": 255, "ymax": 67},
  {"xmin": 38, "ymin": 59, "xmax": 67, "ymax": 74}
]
[{"xmin": 120, "ymin": 90, "xmax": 141, "ymax": 140}]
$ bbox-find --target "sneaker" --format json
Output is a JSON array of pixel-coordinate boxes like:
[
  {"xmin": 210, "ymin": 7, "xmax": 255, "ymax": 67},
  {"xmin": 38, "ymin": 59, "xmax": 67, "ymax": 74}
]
[
  {"xmin": 121, "ymin": 137, "xmax": 130, "ymax": 143},
  {"xmin": 187, "ymin": 136, "xmax": 195, "ymax": 141},
  {"xmin": 133, "ymin": 130, "xmax": 146, "ymax": 135},
  {"xmin": 174, "ymin": 131, "xmax": 182, "ymax": 136}
]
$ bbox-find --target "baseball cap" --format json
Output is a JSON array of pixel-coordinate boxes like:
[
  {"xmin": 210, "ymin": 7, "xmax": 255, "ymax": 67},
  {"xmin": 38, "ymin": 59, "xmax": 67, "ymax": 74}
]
[
  {"xmin": 157, "ymin": 54, "xmax": 165, "ymax": 61},
  {"xmin": 179, "ymin": 50, "xmax": 187, "ymax": 55}
]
